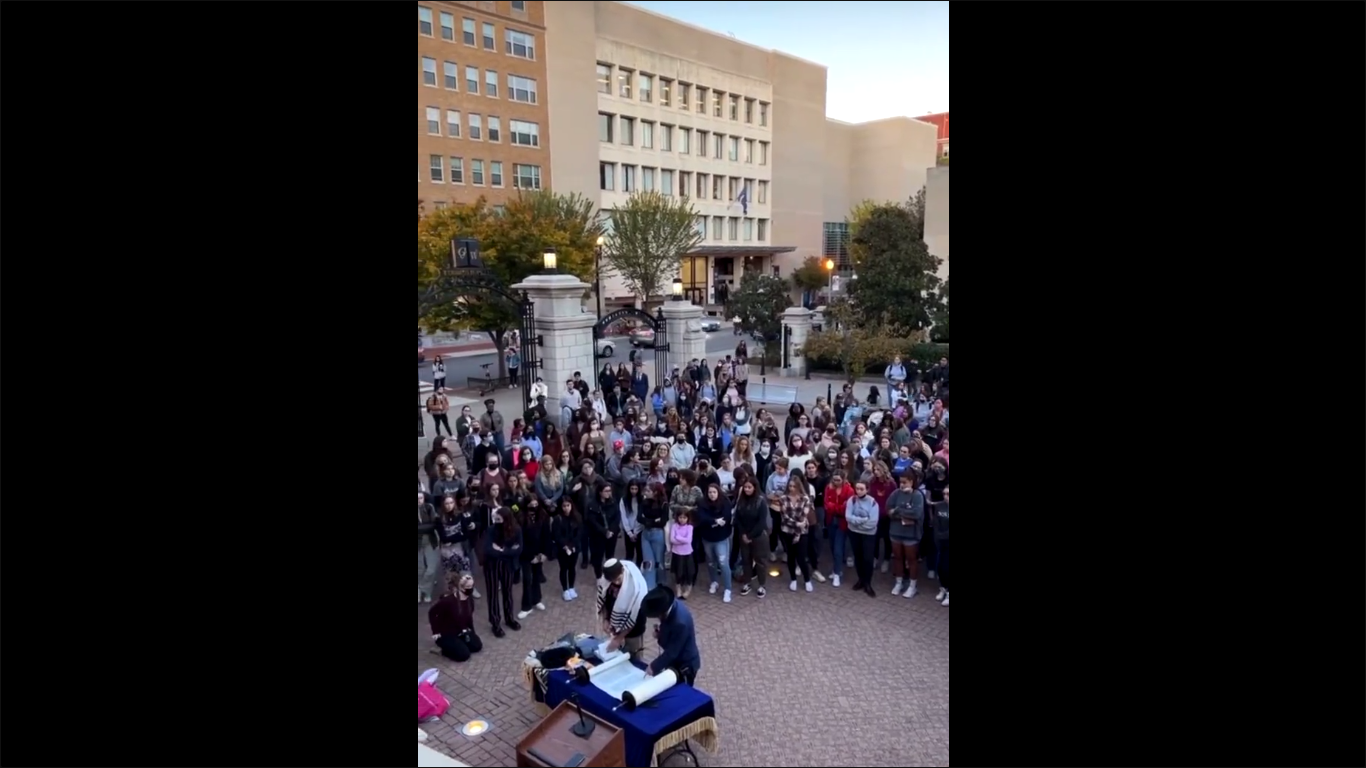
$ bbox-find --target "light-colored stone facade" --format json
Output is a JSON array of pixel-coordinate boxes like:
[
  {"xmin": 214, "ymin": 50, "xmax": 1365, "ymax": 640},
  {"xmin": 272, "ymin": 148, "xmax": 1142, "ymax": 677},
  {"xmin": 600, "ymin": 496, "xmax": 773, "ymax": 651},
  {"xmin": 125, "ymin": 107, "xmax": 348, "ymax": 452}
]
[
  {"xmin": 924, "ymin": 166, "xmax": 949, "ymax": 280},
  {"xmin": 512, "ymin": 274, "xmax": 597, "ymax": 416}
]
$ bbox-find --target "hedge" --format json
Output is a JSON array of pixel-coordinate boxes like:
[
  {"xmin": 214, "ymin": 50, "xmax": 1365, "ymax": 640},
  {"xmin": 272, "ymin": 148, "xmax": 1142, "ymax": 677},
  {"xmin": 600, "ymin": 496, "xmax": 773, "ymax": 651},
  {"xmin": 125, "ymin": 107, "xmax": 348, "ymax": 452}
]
[{"xmin": 800, "ymin": 331, "xmax": 948, "ymax": 376}]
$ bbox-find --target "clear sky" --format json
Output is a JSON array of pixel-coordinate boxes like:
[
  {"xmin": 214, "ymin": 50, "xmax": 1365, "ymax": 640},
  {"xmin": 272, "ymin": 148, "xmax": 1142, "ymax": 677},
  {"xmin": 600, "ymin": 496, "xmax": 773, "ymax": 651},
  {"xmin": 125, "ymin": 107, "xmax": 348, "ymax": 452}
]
[{"xmin": 621, "ymin": 1, "xmax": 948, "ymax": 123}]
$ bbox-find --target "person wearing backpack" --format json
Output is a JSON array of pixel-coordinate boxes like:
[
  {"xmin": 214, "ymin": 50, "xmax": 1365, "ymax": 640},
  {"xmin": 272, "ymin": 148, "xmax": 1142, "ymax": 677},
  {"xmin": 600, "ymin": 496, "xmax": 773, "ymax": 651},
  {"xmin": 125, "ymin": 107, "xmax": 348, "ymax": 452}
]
[{"xmin": 428, "ymin": 572, "xmax": 483, "ymax": 662}]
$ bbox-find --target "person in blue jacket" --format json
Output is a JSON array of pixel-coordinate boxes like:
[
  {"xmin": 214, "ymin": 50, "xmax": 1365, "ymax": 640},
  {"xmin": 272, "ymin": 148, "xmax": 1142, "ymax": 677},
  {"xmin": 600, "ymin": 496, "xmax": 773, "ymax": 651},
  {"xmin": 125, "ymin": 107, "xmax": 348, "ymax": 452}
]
[
  {"xmin": 642, "ymin": 585, "xmax": 701, "ymax": 686},
  {"xmin": 631, "ymin": 364, "xmax": 650, "ymax": 401}
]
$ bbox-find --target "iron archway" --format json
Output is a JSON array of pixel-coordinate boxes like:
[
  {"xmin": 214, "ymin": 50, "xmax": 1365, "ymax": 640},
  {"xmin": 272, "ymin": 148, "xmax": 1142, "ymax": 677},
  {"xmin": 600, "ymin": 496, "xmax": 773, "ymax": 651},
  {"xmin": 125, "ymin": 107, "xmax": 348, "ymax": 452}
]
[{"xmin": 591, "ymin": 307, "xmax": 668, "ymax": 391}]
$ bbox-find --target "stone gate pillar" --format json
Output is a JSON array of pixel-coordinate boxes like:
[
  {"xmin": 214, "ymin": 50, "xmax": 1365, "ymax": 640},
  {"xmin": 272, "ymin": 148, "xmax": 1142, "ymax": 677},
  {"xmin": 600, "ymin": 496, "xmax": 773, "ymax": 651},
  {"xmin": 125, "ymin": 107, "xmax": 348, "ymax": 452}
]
[
  {"xmin": 512, "ymin": 274, "xmax": 594, "ymax": 417},
  {"xmin": 660, "ymin": 300, "xmax": 705, "ymax": 375},
  {"xmin": 781, "ymin": 306, "xmax": 814, "ymax": 378}
]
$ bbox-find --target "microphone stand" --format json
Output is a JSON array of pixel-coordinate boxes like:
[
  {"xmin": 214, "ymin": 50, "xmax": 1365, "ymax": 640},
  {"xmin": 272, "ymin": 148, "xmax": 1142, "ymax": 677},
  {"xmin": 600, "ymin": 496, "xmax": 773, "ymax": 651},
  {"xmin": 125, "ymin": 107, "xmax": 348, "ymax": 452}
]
[{"xmin": 569, "ymin": 692, "xmax": 595, "ymax": 738}]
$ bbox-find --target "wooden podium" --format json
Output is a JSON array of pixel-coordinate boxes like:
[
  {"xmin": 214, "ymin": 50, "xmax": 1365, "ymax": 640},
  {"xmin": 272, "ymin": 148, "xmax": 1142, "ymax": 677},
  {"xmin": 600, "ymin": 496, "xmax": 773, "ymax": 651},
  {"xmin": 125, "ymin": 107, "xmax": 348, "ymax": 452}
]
[{"xmin": 516, "ymin": 700, "xmax": 625, "ymax": 768}]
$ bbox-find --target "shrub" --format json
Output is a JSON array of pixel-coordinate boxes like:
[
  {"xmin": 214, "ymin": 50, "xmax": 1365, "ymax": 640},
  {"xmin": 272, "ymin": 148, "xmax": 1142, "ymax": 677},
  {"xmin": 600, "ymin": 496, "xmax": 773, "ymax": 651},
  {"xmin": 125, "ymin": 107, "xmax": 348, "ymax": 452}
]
[{"xmin": 800, "ymin": 330, "xmax": 947, "ymax": 377}]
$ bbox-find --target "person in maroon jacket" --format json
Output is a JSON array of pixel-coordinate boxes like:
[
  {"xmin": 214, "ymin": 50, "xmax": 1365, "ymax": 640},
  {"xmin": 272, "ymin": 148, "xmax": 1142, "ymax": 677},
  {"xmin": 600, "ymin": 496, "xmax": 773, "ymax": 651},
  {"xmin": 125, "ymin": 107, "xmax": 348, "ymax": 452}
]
[{"xmin": 428, "ymin": 572, "xmax": 484, "ymax": 662}]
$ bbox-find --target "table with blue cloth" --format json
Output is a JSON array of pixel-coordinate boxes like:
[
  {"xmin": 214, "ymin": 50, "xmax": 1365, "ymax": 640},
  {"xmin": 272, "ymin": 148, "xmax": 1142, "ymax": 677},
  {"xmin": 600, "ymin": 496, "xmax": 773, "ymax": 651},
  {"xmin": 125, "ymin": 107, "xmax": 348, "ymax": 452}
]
[{"xmin": 534, "ymin": 660, "xmax": 719, "ymax": 768}]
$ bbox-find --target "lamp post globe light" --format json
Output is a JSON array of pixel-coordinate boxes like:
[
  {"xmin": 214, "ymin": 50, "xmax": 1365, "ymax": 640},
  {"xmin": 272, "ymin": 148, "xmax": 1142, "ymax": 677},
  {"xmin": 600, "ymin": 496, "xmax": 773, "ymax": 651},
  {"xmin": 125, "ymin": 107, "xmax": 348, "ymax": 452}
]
[
  {"xmin": 542, "ymin": 247, "xmax": 557, "ymax": 273},
  {"xmin": 823, "ymin": 257, "xmax": 835, "ymax": 301},
  {"xmin": 594, "ymin": 235, "xmax": 605, "ymax": 318},
  {"xmin": 671, "ymin": 277, "xmax": 684, "ymax": 301}
]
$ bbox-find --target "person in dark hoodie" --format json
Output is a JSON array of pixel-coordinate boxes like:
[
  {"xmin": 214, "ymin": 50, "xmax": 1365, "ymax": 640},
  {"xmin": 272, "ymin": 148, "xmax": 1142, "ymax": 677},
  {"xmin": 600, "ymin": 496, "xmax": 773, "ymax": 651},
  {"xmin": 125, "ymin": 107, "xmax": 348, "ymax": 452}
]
[
  {"xmin": 418, "ymin": 491, "xmax": 441, "ymax": 603},
  {"xmin": 932, "ymin": 486, "xmax": 949, "ymax": 606},
  {"xmin": 694, "ymin": 482, "xmax": 734, "ymax": 603},
  {"xmin": 551, "ymin": 496, "xmax": 583, "ymax": 601},
  {"xmin": 482, "ymin": 503, "xmax": 522, "ymax": 637},
  {"xmin": 516, "ymin": 497, "xmax": 552, "ymax": 620},
  {"xmin": 783, "ymin": 403, "xmax": 806, "ymax": 444},
  {"xmin": 584, "ymin": 482, "xmax": 620, "ymax": 579},
  {"xmin": 732, "ymin": 477, "xmax": 771, "ymax": 598},
  {"xmin": 886, "ymin": 469, "xmax": 925, "ymax": 600}
]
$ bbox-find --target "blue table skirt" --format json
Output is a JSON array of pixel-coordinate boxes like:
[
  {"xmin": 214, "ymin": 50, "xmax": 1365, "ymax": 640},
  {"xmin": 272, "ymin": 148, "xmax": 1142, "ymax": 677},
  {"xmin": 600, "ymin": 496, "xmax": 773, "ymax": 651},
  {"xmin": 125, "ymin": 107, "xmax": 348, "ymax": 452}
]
[{"xmin": 542, "ymin": 662, "xmax": 715, "ymax": 768}]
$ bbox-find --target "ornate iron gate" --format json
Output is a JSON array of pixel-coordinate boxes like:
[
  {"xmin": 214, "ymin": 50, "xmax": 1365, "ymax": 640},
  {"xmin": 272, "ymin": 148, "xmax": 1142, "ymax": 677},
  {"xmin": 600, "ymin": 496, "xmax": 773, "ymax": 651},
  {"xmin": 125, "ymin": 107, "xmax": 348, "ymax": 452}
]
[
  {"xmin": 653, "ymin": 306, "xmax": 670, "ymax": 385},
  {"xmin": 446, "ymin": 238, "xmax": 539, "ymax": 414},
  {"xmin": 592, "ymin": 307, "xmax": 667, "ymax": 389}
]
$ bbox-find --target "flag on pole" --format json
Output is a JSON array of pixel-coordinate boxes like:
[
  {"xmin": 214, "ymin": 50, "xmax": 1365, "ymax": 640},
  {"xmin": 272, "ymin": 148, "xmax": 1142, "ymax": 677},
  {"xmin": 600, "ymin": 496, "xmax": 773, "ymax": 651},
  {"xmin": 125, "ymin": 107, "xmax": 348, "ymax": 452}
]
[{"xmin": 736, "ymin": 186, "xmax": 749, "ymax": 215}]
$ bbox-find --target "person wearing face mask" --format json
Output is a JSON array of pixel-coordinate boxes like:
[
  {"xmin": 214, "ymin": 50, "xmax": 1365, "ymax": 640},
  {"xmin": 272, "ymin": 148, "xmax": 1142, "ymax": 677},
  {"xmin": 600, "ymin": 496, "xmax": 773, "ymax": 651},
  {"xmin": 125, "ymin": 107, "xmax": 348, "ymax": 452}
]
[
  {"xmin": 764, "ymin": 455, "xmax": 791, "ymax": 560},
  {"xmin": 845, "ymin": 481, "xmax": 881, "ymax": 597},
  {"xmin": 822, "ymin": 470, "xmax": 855, "ymax": 587},
  {"xmin": 418, "ymin": 491, "xmax": 441, "ymax": 603},
  {"xmin": 584, "ymin": 482, "xmax": 620, "ymax": 579},
  {"xmin": 932, "ymin": 486, "xmax": 949, "ymax": 606},
  {"xmin": 479, "ymin": 453, "xmax": 508, "ymax": 502},
  {"xmin": 693, "ymin": 481, "xmax": 734, "ymax": 602},
  {"xmin": 428, "ymin": 572, "xmax": 484, "ymax": 662},
  {"xmin": 802, "ymin": 460, "xmax": 829, "ymax": 583},
  {"xmin": 516, "ymin": 498, "xmax": 553, "ymax": 620},
  {"xmin": 669, "ymin": 432, "xmax": 696, "ymax": 470},
  {"xmin": 480, "ymin": 398, "xmax": 506, "ymax": 454},
  {"xmin": 482, "ymin": 504, "xmax": 523, "ymax": 637},
  {"xmin": 697, "ymin": 426, "xmax": 723, "ymax": 468},
  {"xmin": 922, "ymin": 459, "xmax": 949, "ymax": 581},
  {"xmin": 551, "ymin": 497, "xmax": 583, "ymax": 600}
]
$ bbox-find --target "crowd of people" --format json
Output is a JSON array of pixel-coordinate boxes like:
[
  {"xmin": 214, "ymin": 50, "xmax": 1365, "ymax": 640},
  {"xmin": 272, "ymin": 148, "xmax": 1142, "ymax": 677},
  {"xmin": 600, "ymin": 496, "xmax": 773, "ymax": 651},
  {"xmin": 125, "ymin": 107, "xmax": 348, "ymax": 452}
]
[{"xmin": 419, "ymin": 346, "xmax": 950, "ymax": 663}]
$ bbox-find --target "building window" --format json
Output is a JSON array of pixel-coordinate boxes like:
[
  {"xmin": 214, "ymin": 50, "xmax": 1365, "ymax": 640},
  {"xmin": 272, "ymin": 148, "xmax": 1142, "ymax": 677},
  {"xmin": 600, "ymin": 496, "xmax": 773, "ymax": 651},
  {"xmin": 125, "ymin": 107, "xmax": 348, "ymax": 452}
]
[
  {"xmin": 641, "ymin": 120, "xmax": 654, "ymax": 149},
  {"xmin": 487, "ymin": 116, "xmax": 501, "ymax": 143},
  {"xmin": 620, "ymin": 116, "xmax": 635, "ymax": 146},
  {"xmin": 462, "ymin": 18, "xmax": 476, "ymax": 45},
  {"xmin": 435, "ymin": 201, "xmax": 448, "ymax": 210},
  {"xmin": 429, "ymin": 154, "xmax": 445, "ymax": 183},
  {"xmin": 622, "ymin": 165, "xmax": 637, "ymax": 192},
  {"xmin": 696, "ymin": 86, "xmax": 707, "ymax": 114},
  {"xmin": 660, "ymin": 79, "xmax": 672, "ymax": 106},
  {"xmin": 418, "ymin": 6, "xmax": 433, "ymax": 36},
  {"xmin": 493, "ymin": 204, "xmax": 506, "ymax": 215},
  {"xmin": 758, "ymin": 219, "xmax": 768, "ymax": 242},
  {"xmin": 439, "ymin": 11, "xmax": 454, "ymax": 40},
  {"xmin": 744, "ymin": 98, "xmax": 754, "ymax": 124},
  {"xmin": 728, "ymin": 94, "xmax": 739, "ymax": 121},
  {"xmin": 727, "ymin": 177, "xmax": 738, "ymax": 200},
  {"xmin": 728, "ymin": 217, "xmax": 739, "ymax": 241},
  {"xmin": 679, "ymin": 171, "xmax": 691, "ymax": 197},
  {"xmin": 744, "ymin": 139, "xmax": 754, "ymax": 164},
  {"xmin": 446, "ymin": 110, "xmax": 461, "ymax": 138},
  {"xmin": 712, "ymin": 91, "xmax": 723, "ymax": 117},
  {"xmin": 485, "ymin": 69, "xmax": 498, "ymax": 97},
  {"xmin": 711, "ymin": 175, "xmax": 723, "ymax": 200},
  {"xmin": 490, "ymin": 160, "xmax": 504, "ymax": 186},
  {"xmin": 450, "ymin": 157, "xmax": 464, "ymax": 184},
  {"xmin": 465, "ymin": 65, "xmax": 479, "ymax": 94},
  {"xmin": 678, "ymin": 82, "xmax": 690, "ymax": 109},
  {"xmin": 678, "ymin": 128, "xmax": 690, "ymax": 154},
  {"xmin": 660, "ymin": 124, "xmax": 672, "ymax": 152},
  {"xmin": 600, "ymin": 162, "xmax": 616, "ymax": 191},
  {"xmin": 443, "ymin": 61, "xmax": 458, "ymax": 89},
  {"xmin": 757, "ymin": 180, "xmax": 767, "ymax": 204},
  {"xmin": 759, "ymin": 141, "xmax": 768, "ymax": 165},
  {"xmin": 759, "ymin": 101, "xmax": 769, "ymax": 126},
  {"xmin": 823, "ymin": 222, "xmax": 849, "ymax": 263},
  {"xmin": 422, "ymin": 57, "xmax": 437, "ymax": 86},
  {"xmin": 598, "ymin": 112, "xmax": 614, "ymax": 143},
  {"xmin": 596, "ymin": 64, "xmax": 611, "ymax": 94},
  {"xmin": 743, "ymin": 218, "xmax": 753, "ymax": 241},
  {"xmin": 696, "ymin": 173, "xmax": 707, "ymax": 198},
  {"xmin": 482, "ymin": 22, "xmax": 495, "ymax": 50},
  {"xmin": 468, "ymin": 113, "xmax": 482, "ymax": 140},
  {"xmin": 511, "ymin": 0, "xmax": 525, "ymax": 10},
  {"xmin": 617, "ymin": 68, "xmax": 633, "ymax": 98},
  {"xmin": 711, "ymin": 216, "xmax": 722, "ymax": 240},
  {"xmin": 505, "ymin": 29, "xmax": 535, "ymax": 59},
  {"xmin": 728, "ymin": 136, "xmax": 739, "ymax": 161},
  {"xmin": 510, "ymin": 119, "xmax": 539, "ymax": 147},
  {"xmin": 426, "ymin": 106, "xmax": 441, "ymax": 135},
  {"xmin": 661, "ymin": 169, "xmax": 674, "ymax": 196},
  {"xmin": 713, "ymin": 133, "xmax": 723, "ymax": 160},
  {"xmin": 694, "ymin": 216, "xmax": 706, "ymax": 239},
  {"xmin": 508, "ymin": 74, "xmax": 537, "ymax": 103},
  {"xmin": 642, "ymin": 167, "xmax": 655, "ymax": 192},
  {"xmin": 638, "ymin": 74, "xmax": 653, "ymax": 103},
  {"xmin": 514, "ymin": 164, "xmax": 541, "ymax": 190},
  {"xmin": 471, "ymin": 159, "xmax": 485, "ymax": 185}
]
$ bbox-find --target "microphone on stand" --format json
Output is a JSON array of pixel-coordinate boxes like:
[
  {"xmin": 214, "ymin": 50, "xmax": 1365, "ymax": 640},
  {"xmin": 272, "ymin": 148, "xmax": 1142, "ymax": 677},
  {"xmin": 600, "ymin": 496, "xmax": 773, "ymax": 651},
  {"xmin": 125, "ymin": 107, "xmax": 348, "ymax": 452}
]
[{"xmin": 569, "ymin": 692, "xmax": 595, "ymax": 738}]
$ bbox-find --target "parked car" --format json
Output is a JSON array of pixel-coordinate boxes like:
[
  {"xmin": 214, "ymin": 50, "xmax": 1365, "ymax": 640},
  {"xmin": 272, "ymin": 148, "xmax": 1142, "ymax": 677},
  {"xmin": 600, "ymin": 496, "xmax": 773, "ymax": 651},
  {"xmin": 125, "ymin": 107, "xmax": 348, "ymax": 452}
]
[
  {"xmin": 630, "ymin": 327, "xmax": 657, "ymax": 347},
  {"xmin": 700, "ymin": 318, "xmax": 722, "ymax": 333},
  {"xmin": 596, "ymin": 338, "xmax": 616, "ymax": 358}
]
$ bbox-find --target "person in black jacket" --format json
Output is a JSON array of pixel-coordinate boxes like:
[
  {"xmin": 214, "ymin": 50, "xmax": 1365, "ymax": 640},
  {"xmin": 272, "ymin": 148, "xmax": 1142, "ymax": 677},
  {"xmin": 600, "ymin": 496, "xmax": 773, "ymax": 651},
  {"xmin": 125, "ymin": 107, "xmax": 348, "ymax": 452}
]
[
  {"xmin": 639, "ymin": 481, "xmax": 670, "ymax": 590},
  {"xmin": 418, "ymin": 491, "xmax": 440, "ymax": 603},
  {"xmin": 584, "ymin": 482, "xmax": 619, "ymax": 579},
  {"xmin": 482, "ymin": 504, "xmax": 523, "ymax": 637},
  {"xmin": 569, "ymin": 458, "xmax": 608, "ymax": 570},
  {"xmin": 731, "ymin": 478, "xmax": 771, "ymax": 598},
  {"xmin": 551, "ymin": 497, "xmax": 583, "ymax": 600},
  {"xmin": 516, "ymin": 497, "xmax": 552, "ymax": 619}
]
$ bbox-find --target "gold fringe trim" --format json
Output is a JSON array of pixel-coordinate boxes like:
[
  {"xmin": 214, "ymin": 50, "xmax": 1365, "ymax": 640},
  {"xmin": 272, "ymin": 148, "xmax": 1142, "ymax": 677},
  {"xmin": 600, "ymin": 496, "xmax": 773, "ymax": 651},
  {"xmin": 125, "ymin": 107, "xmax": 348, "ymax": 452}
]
[{"xmin": 650, "ymin": 716, "xmax": 720, "ymax": 767}]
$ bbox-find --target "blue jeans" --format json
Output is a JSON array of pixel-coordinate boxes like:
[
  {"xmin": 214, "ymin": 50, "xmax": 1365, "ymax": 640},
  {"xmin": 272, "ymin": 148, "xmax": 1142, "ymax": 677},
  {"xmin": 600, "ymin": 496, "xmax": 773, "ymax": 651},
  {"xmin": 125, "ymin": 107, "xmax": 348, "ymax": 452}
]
[
  {"xmin": 826, "ymin": 522, "xmax": 846, "ymax": 573},
  {"xmin": 641, "ymin": 528, "xmax": 667, "ymax": 590},
  {"xmin": 703, "ymin": 538, "xmax": 732, "ymax": 591}
]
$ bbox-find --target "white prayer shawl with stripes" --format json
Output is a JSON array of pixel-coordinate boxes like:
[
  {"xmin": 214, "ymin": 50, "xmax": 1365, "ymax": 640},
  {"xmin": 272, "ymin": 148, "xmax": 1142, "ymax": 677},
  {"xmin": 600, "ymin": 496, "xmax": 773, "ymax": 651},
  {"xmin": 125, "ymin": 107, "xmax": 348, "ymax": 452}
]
[{"xmin": 595, "ymin": 559, "xmax": 646, "ymax": 637}]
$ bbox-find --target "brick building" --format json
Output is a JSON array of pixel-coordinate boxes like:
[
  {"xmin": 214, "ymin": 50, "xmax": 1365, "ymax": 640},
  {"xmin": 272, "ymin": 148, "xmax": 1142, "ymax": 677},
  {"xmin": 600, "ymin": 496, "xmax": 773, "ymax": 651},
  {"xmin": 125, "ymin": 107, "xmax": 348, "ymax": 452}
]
[{"xmin": 915, "ymin": 111, "xmax": 949, "ymax": 160}]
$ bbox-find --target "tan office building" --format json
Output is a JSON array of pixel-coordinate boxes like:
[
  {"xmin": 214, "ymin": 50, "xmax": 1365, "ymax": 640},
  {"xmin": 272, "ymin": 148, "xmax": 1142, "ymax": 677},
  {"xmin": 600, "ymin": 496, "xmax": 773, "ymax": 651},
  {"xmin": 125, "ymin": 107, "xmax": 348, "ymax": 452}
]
[
  {"xmin": 417, "ymin": 1, "xmax": 552, "ymax": 212},
  {"xmin": 544, "ymin": 1, "xmax": 941, "ymax": 305}
]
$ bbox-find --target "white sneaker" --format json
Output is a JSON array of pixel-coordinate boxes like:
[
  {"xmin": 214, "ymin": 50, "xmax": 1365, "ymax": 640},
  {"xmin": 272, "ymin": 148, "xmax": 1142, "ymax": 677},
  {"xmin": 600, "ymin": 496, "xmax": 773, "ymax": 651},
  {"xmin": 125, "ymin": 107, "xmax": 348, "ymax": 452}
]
[
  {"xmin": 564, "ymin": 590, "xmax": 573, "ymax": 601},
  {"xmin": 517, "ymin": 610, "xmax": 532, "ymax": 620},
  {"xmin": 709, "ymin": 582, "xmax": 719, "ymax": 595},
  {"xmin": 935, "ymin": 587, "xmax": 947, "ymax": 601},
  {"xmin": 567, "ymin": 588, "xmax": 577, "ymax": 600},
  {"xmin": 846, "ymin": 556, "xmax": 854, "ymax": 568},
  {"xmin": 770, "ymin": 552, "xmax": 779, "ymax": 563},
  {"xmin": 831, "ymin": 574, "xmax": 841, "ymax": 588},
  {"xmin": 813, "ymin": 570, "xmax": 827, "ymax": 583},
  {"xmin": 723, "ymin": 589, "xmax": 732, "ymax": 603},
  {"xmin": 789, "ymin": 580, "xmax": 798, "ymax": 592},
  {"xmin": 535, "ymin": 602, "xmax": 546, "ymax": 611},
  {"xmin": 891, "ymin": 578, "xmax": 905, "ymax": 596},
  {"xmin": 928, "ymin": 569, "xmax": 937, "ymax": 580},
  {"xmin": 940, "ymin": 592, "xmax": 949, "ymax": 606},
  {"xmin": 804, "ymin": 581, "xmax": 814, "ymax": 593},
  {"xmin": 880, "ymin": 560, "xmax": 890, "ymax": 574},
  {"xmin": 903, "ymin": 582, "xmax": 918, "ymax": 599}
]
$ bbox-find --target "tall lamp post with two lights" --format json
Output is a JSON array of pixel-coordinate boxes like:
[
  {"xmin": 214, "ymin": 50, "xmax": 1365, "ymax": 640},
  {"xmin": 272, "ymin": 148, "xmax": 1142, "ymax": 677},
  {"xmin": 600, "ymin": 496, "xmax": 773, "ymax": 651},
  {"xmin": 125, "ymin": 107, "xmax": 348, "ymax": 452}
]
[{"xmin": 593, "ymin": 235, "xmax": 605, "ymax": 318}]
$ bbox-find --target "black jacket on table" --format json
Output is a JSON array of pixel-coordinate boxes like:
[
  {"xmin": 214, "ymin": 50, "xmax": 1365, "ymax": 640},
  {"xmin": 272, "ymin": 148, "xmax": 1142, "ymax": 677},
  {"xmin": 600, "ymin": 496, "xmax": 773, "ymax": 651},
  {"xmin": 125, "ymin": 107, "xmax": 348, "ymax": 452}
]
[{"xmin": 550, "ymin": 514, "xmax": 581, "ymax": 555}]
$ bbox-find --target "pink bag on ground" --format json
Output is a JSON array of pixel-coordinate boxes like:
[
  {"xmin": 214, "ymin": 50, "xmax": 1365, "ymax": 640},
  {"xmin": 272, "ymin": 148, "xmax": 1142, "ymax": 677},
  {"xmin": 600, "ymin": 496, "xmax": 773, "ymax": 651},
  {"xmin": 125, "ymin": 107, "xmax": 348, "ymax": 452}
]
[{"xmin": 418, "ymin": 669, "xmax": 450, "ymax": 722}]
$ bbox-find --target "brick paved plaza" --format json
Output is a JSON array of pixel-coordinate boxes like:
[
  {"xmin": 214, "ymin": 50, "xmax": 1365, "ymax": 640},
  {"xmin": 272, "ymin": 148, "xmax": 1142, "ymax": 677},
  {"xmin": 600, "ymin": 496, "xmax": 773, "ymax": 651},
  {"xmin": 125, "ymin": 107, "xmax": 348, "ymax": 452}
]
[{"xmin": 417, "ymin": 559, "xmax": 950, "ymax": 766}]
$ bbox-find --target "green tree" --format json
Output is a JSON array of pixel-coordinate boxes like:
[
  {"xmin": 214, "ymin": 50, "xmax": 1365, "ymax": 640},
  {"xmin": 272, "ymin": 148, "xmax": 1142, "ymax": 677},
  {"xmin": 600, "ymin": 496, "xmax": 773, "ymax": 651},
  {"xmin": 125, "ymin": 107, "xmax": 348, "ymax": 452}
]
[
  {"xmin": 417, "ymin": 191, "xmax": 602, "ymax": 377},
  {"xmin": 603, "ymin": 190, "xmax": 703, "ymax": 307},
  {"xmin": 847, "ymin": 189, "xmax": 926, "ymax": 271},
  {"xmin": 790, "ymin": 255, "xmax": 830, "ymax": 293},
  {"xmin": 930, "ymin": 279, "xmax": 949, "ymax": 342},
  {"xmin": 846, "ymin": 202, "xmax": 943, "ymax": 332},
  {"xmin": 726, "ymin": 273, "xmax": 791, "ymax": 344}
]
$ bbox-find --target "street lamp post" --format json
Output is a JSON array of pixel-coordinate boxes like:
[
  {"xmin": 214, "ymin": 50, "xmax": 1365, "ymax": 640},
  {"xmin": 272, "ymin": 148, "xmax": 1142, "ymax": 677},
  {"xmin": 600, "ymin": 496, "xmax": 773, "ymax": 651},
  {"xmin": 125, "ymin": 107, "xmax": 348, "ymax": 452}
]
[
  {"xmin": 823, "ymin": 257, "xmax": 834, "ymax": 302},
  {"xmin": 542, "ymin": 247, "xmax": 558, "ymax": 274},
  {"xmin": 671, "ymin": 277, "xmax": 684, "ymax": 301},
  {"xmin": 594, "ymin": 235, "xmax": 605, "ymax": 319}
]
